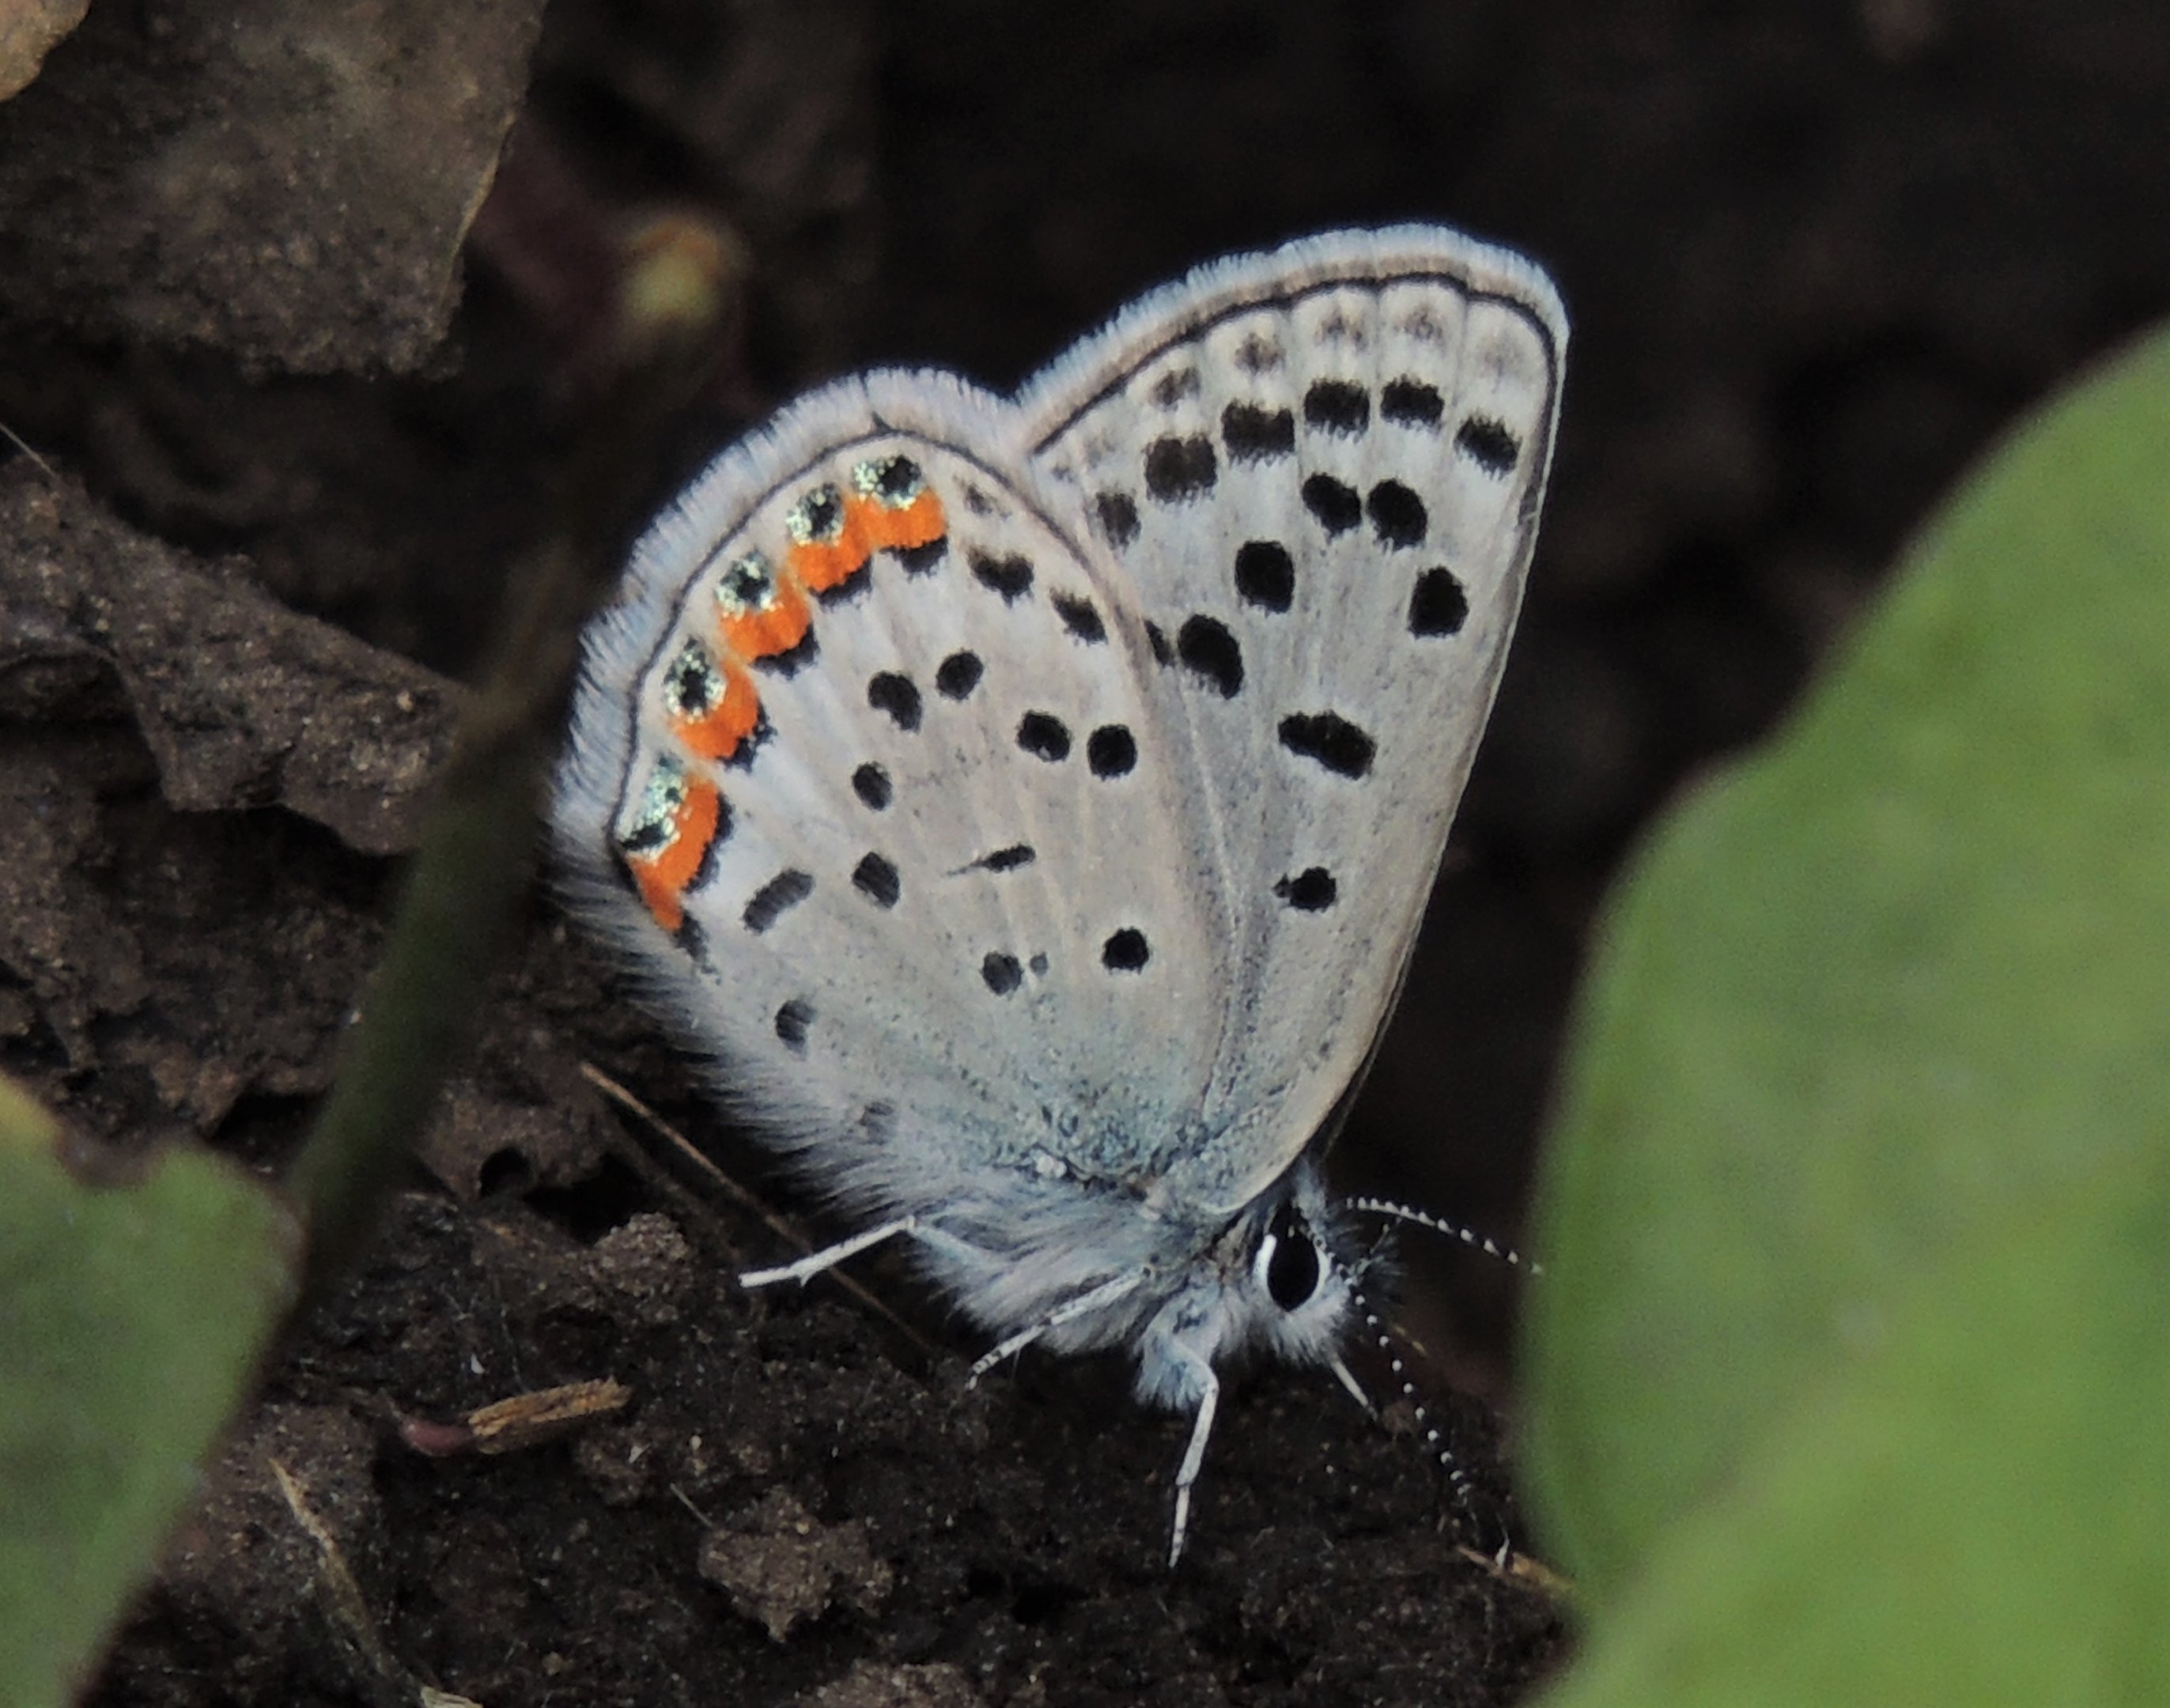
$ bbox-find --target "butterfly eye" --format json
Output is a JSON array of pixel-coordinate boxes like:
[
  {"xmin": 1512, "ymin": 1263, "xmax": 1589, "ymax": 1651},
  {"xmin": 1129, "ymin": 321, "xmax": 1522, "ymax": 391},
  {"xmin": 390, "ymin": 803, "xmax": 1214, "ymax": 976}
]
[
  {"xmin": 852, "ymin": 453, "xmax": 926, "ymax": 508},
  {"xmin": 786, "ymin": 484, "xmax": 847, "ymax": 545},
  {"xmin": 1260, "ymin": 1202, "xmax": 1322, "ymax": 1311}
]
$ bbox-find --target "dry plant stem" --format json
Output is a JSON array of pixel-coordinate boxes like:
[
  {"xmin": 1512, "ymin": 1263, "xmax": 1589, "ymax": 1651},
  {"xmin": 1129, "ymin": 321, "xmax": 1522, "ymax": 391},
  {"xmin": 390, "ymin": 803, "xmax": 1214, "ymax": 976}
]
[
  {"xmin": 285, "ymin": 237, "xmax": 739, "ymax": 1297},
  {"xmin": 580, "ymin": 1061, "xmax": 936, "ymax": 1355}
]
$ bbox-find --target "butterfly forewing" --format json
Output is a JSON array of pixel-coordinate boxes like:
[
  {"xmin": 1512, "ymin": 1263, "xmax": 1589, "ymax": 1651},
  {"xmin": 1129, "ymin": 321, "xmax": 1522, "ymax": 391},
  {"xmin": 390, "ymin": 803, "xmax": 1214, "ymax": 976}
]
[{"xmin": 1015, "ymin": 229, "xmax": 1566, "ymax": 1212}]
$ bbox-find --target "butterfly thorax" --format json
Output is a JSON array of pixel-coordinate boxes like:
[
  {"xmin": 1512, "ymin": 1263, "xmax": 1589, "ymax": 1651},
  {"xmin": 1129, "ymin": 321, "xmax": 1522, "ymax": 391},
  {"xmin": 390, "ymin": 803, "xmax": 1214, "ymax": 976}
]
[{"xmin": 890, "ymin": 1150, "xmax": 1367, "ymax": 1416}]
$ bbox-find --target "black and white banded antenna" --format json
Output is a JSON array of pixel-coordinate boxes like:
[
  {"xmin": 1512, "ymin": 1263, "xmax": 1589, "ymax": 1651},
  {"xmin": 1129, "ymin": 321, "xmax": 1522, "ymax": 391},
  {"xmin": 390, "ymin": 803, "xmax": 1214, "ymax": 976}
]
[
  {"xmin": 1341, "ymin": 1281, "xmax": 1480, "ymax": 1514},
  {"xmin": 1334, "ymin": 1196, "xmax": 1544, "ymax": 1525},
  {"xmin": 1345, "ymin": 1196, "xmax": 1544, "ymax": 1278}
]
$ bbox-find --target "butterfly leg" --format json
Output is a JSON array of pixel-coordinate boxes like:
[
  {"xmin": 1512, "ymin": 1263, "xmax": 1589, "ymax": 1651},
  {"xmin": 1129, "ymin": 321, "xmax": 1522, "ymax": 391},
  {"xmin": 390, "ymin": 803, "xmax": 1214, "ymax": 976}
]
[
  {"xmin": 739, "ymin": 1217, "xmax": 922, "ymax": 1288},
  {"xmin": 966, "ymin": 1269, "xmax": 1146, "ymax": 1384},
  {"xmin": 1166, "ymin": 1343, "xmax": 1219, "ymax": 1568},
  {"xmin": 1327, "ymin": 1352, "xmax": 1374, "ymax": 1416}
]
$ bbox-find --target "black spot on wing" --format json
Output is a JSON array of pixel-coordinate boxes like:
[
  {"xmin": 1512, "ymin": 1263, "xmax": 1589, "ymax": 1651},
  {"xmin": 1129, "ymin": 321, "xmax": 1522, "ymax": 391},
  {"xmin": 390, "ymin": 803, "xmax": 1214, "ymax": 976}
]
[
  {"xmin": 1175, "ymin": 615, "xmax": 1243, "ymax": 697},
  {"xmin": 1144, "ymin": 434, "xmax": 1216, "ymax": 502},
  {"xmin": 1279, "ymin": 712, "xmax": 1376, "ymax": 779},
  {"xmin": 893, "ymin": 538, "xmax": 948, "ymax": 576},
  {"xmin": 970, "ymin": 550, "xmax": 1034, "ymax": 602},
  {"xmin": 1302, "ymin": 474, "xmax": 1361, "ymax": 535},
  {"xmin": 1381, "ymin": 378, "xmax": 1445, "ymax": 427},
  {"xmin": 743, "ymin": 869, "xmax": 814, "ymax": 933},
  {"xmin": 1016, "ymin": 712, "xmax": 1072, "ymax": 761},
  {"xmin": 852, "ymin": 762, "xmax": 891, "ymax": 810},
  {"xmin": 970, "ymin": 844, "xmax": 1036, "ymax": 873},
  {"xmin": 1367, "ymin": 481, "xmax": 1427, "ymax": 549},
  {"xmin": 867, "ymin": 671, "xmax": 921, "ymax": 731},
  {"xmin": 936, "ymin": 650, "xmax": 984, "ymax": 700},
  {"xmin": 1302, "ymin": 380, "xmax": 1370, "ymax": 434},
  {"xmin": 1102, "ymin": 928, "xmax": 1150, "ymax": 972},
  {"xmin": 1095, "ymin": 490, "xmax": 1140, "ymax": 546},
  {"xmin": 852, "ymin": 852, "xmax": 901, "ymax": 909},
  {"xmin": 1408, "ymin": 567, "xmax": 1469, "ymax": 637},
  {"xmin": 1087, "ymin": 724, "xmax": 1136, "ymax": 778},
  {"xmin": 774, "ymin": 999, "xmax": 813, "ymax": 1053},
  {"xmin": 1455, "ymin": 415, "xmax": 1522, "ymax": 475},
  {"xmin": 1221, "ymin": 401, "xmax": 1295, "ymax": 462},
  {"xmin": 1274, "ymin": 867, "xmax": 1337, "ymax": 912},
  {"xmin": 982, "ymin": 952, "xmax": 1023, "ymax": 995},
  {"xmin": 1053, "ymin": 592, "xmax": 1106, "ymax": 644},
  {"xmin": 1234, "ymin": 540, "xmax": 1294, "ymax": 612}
]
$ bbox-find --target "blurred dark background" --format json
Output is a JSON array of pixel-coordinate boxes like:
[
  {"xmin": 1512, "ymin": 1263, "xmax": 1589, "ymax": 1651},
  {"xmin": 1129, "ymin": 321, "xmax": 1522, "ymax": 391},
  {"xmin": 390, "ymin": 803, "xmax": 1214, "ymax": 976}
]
[{"xmin": 8, "ymin": 0, "xmax": 2168, "ymax": 1393}]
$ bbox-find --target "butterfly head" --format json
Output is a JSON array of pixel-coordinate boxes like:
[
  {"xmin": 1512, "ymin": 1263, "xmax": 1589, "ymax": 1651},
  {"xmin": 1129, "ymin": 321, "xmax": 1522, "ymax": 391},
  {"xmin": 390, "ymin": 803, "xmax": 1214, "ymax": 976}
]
[{"xmin": 1129, "ymin": 1154, "xmax": 1372, "ymax": 1413}]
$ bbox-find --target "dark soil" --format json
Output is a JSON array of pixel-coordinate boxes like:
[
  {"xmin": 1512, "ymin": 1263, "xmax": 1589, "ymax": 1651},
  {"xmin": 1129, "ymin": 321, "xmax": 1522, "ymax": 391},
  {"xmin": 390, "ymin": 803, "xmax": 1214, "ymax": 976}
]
[{"xmin": 2, "ymin": 2, "xmax": 2164, "ymax": 1704}]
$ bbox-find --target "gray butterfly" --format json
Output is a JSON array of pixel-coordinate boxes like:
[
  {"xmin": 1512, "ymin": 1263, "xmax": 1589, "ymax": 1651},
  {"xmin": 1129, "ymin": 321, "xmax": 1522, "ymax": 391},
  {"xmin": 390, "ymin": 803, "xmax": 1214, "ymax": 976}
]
[{"xmin": 554, "ymin": 225, "xmax": 1565, "ymax": 1561}]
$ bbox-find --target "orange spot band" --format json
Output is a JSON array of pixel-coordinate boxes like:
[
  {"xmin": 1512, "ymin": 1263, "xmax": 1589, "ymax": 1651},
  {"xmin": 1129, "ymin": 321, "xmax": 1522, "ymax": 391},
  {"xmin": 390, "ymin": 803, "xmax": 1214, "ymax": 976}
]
[
  {"xmin": 856, "ymin": 488, "xmax": 946, "ymax": 550},
  {"xmin": 788, "ymin": 513, "xmax": 871, "ymax": 592},
  {"xmin": 719, "ymin": 575, "xmax": 811, "ymax": 660},
  {"xmin": 671, "ymin": 659, "xmax": 760, "ymax": 761},
  {"xmin": 629, "ymin": 777, "xmax": 720, "ymax": 933}
]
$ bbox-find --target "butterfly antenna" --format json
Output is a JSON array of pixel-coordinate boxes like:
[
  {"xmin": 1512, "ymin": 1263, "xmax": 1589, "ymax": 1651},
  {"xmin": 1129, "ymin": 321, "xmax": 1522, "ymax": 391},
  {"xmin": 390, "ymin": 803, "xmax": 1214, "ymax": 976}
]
[
  {"xmin": 1347, "ymin": 1283, "xmax": 1477, "ymax": 1517},
  {"xmin": 1345, "ymin": 1196, "xmax": 1544, "ymax": 1278}
]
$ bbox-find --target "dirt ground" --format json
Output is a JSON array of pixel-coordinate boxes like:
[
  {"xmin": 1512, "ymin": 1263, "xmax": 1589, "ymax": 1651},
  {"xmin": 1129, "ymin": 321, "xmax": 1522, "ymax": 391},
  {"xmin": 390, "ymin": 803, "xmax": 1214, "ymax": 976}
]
[{"xmin": 2, "ymin": 2, "xmax": 2165, "ymax": 1704}]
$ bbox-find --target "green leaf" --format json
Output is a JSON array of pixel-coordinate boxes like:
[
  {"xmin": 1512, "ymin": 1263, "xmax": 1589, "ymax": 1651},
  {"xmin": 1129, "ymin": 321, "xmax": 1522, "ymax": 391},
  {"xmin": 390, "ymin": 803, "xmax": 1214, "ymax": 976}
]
[
  {"xmin": 0, "ymin": 1077, "xmax": 299, "ymax": 1708},
  {"xmin": 1522, "ymin": 321, "xmax": 2170, "ymax": 1601},
  {"xmin": 1541, "ymin": 1143, "xmax": 2170, "ymax": 1704}
]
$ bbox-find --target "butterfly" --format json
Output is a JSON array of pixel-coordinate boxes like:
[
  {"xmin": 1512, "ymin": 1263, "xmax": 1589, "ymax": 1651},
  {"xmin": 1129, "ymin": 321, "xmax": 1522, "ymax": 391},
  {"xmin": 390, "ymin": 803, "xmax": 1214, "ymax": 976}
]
[{"xmin": 552, "ymin": 225, "xmax": 1565, "ymax": 1563}]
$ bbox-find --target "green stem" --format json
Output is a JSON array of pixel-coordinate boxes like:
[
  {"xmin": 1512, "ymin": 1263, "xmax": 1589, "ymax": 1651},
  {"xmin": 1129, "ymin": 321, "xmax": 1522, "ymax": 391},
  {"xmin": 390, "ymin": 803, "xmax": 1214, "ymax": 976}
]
[{"xmin": 285, "ymin": 230, "xmax": 739, "ymax": 1296}]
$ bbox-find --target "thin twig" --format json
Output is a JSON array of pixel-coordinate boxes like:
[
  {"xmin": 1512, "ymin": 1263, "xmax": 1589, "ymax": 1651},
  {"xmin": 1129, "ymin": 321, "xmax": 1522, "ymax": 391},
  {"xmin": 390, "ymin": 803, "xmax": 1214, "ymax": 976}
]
[{"xmin": 580, "ymin": 1061, "xmax": 934, "ymax": 1355}]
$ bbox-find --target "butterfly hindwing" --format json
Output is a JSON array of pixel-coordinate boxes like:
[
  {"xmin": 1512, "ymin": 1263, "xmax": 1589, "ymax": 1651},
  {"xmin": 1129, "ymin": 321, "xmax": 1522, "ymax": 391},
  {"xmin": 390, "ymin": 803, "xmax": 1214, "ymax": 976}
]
[{"xmin": 554, "ymin": 376, "xmax": 1231, "ymax": 1226}]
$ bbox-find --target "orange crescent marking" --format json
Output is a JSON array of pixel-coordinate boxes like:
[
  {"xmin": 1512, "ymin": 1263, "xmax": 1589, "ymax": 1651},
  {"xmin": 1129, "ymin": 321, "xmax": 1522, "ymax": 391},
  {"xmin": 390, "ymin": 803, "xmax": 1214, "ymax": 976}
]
[
  {"xmin": 671, "ymin": 659, "xmax": 760, "ymax": 761},
  {"xmin": 633, "ymin": 863, "xmax": 685, "ymax": 935},
  {"xmin": 719, "ymin": 572, "xmax": 812, "ymax": 659},
  {"xmin": 634, "ymin": 467, "xmax": 949, "ymax": 935},
  {"xmin": 787, "ymin": 508, "xmax": 872, "ymax": 591},
  {"xmin": 629, "ymin": 777, "xmax": 721, "ymax": 933},
  {"xmin": 854, "ymin": 487, "xmax": 946, "ymax": 551}
]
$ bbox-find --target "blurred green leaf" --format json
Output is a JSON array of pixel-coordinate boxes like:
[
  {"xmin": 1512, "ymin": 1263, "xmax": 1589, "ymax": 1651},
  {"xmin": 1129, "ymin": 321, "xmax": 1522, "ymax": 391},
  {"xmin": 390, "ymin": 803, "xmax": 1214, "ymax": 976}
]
[
  {"xmin": 1541, "ymin": 1138, "xmax": 2170, "ymax": 1704},
  {"xmin": 1523, "ymin": 319, "xmax": 2170, "ymax": 1608},
  {"xmin": 0, "ymin": 1077, "xmax": 298, "ymax": 1708},
  {"xmin": 0, "ymin": 235, "xmax": 740, "ymax": 1706},
  {"xmin": 0, "ymin": 235, "xmax": 739, "ymax": 1705}
]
